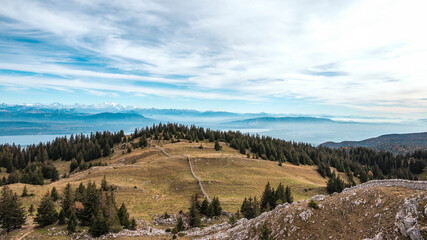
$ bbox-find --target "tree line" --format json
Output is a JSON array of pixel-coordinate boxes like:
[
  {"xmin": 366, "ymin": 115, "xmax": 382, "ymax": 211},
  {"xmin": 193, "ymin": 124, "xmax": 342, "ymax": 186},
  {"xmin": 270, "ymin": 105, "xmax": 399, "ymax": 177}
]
[
  {"xmin": 132, "ymin": 123, "xmax": 426, "ymax": 182},
  {"xmin": 1, "ymin": 123, "xmax": 426, "ymax": 186}
]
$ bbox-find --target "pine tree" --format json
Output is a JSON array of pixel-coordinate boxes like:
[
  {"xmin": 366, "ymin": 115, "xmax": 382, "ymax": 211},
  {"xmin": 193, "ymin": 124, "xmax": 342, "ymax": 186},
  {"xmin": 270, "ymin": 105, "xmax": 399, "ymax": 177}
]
[
  {"xmin": 89, "ymin": 210, "xmax": 109, "ymax": 237},
  {"xmin": 67, "ymin": 211, "xmax": 77, "ymax": 234},
  {"xmin": 70, "ymin": 159, "xmax": 78, "ymax": 172},
  {"xmin": 129, "ymin": 217, "xmax": 137, "ymax": 230},
  {"xmin": 75, "ymin": 182, "xmax": 86, "ymax": 202},
  {"xmin": 62, "ymin": 183, "xmax": 74, "ymax": 218},
  {"xmin": 326, "ymin": 173, "xmax": 345, "ymax": 194},
  {"xmin": 0, "ymin": 186, "xmax": 26, "ymax": 231},
  {"xmin": 253, "ymin": 197, "xmax": 260, "ymax": 217},
  {"xmin": 285, "ymin": 186, "xmax": 293, "ymax": 203},
  {"xmin": 211, "ymin": 196, "xmax": 222, "ymax": 216},
  {"xmin": 259, "ymin": 221, "xmax": 273, "ymax": 240},
  {"xmin": 21, "ymin": 185, "xmax": 28, "ymax": 197},
  {"xmin": 189, "ymin": 196, "xmax": 201, "ymax": 228},
  {"xmin": 101, "ymin": 175, "xmax": 108, "ymax": 191},
  {"xmin": 275, "ymin": 183, "xmax": 285, "ymax": 205},
  {"xmin": 261, "ymin": 182, "xmax": 273, "ymax": 211},
  {"xmin": 35, "ymin": 191, "xmax": 58, "ymax": 227},
  {"xmin": 51, "ymin": 187, "xmax": 59, "ymax": 202},
  {"xmin": 118, "ymin": 203, "xmax": 130, "ymax": 229},
  {"xmin": 103, "ymin": 144, "xmax": 111, "ymax": 157},
  {"xmin": 176, "ymin": 216, "xmax": 184, "ymax": 232},
  {"xmin": 28, "ymin": 204, "xmax": 35, "ymax": 216},
  {"xmin": 206, "ymin": 203, "xmax": 215, "ymax": 218},
  {"xmin": 200, "ymin": 198, "xmax": 209, "ymax": 216},
  {"xmin": 58, "ymin": 209, "xmax": 66, "ymax": 225},
  {"xmin": 80, "ymin": 181, "xmax": 98, "ymax": 226}
]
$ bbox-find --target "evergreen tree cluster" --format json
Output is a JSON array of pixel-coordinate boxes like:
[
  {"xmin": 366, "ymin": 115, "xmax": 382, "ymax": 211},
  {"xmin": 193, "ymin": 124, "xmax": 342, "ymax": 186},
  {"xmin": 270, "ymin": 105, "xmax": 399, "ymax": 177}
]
[
  {"xmin": 326, "ymin": 171, "xmax": 346, "ymax": 194},
  {"xmin": 241, "ymin": 182, "xmax": 293, "ymax": 219},
  {"xmin": 0, "ymin": 186, "xmax": 26, "ymax": 231},
  {"xmin": 32, "ymin": 177, "xmax": 134, "ymax": 237},
  {"xmin": 1, "ymin": 123, "xmax": 426, "ymax": 186},
  {"xmin": 0, "ymin": 131, "xmax": 124, "ymax": 185},
  {"xmin": 187, "ymin": 194, "xmax": 222, "ymax": 228},
  {"xmin": 130, "ymin": 123, "xmax": 426, "ymax": 182}
]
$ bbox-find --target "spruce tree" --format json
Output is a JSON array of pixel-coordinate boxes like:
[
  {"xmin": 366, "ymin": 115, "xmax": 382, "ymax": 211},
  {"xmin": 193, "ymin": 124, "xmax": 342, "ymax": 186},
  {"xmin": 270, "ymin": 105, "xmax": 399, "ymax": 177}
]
[
  {"xmin": 80, "ymin": 181, "xmax": 98, "ymax": 226},
  {"xmin": 58, "ymin": 209, "xmax": 66, "ymax": 225},
  {"xmin": 261, "ymin": 182, "xmax": 273, "ymax": 211},
  {"xmin": 104, "ymin": 191, "xmax": 121, "ymax": 233},
  {"xmin": 253, "ymin": 197, "xmax": 260, "ymax": 218},
  {"xmin": 189, "ymin": 197, "xmax": 201, "ymax": 228},
  {"xmin": 103, "ymin": 144, "xmax": 111, "ymax": 157},
  {"xmin": 89, "ymin": 210, "xmax": 109, "ymax": 237},
  {"xmin": 101, "ymin": 175, "xmax": 108, "ymax": 191},
  {"xmin": 206, "ymin": 203, "xmax": 215, "ymax": 218},
  {"xmin": 275, "ymin": 183, "xmax": 285, "ymax": 205},
  {"xmin": 34, "ymin": 191, "xmax": 58, "ymax": 227},
  {"xmin": 176, "ymin": 216, "xmax": 184, "ymax": 232},
  {"xmin": 118, "ymin": 203, "xmax": 130, "ymax": 229},
  {"xmin": 0, "ymin": 186, "xmax": 26, "ymax": 231},
  {"xmin": 200, "ymin": 198, "xmax": 209, "ymax": 216},
  {"xmin": 211, "ymin": 196, "xmax": 222, "ymax": 216},
  {"xmin": 51, "ymin": 187, "xmax": 59, "ymax": 202},
  {"xmin": 285, "ymin": 186, "xmax": 293, "ymax": 203},
  {"xmin": 28, "ymin": 204, "xmax": 35, "ymax": 216},
  {"xmin": 129, "ymin": 217, "xmax": 137, "ymax": 230},
  {"xmin": 259, "ymin": 221, "xmax": 273, "ymax": 240},
  {"xmin": 67, "ymin": 211, "xmax": 77, "ymax": 234},
  {"xmin": 62, "ymin": 183, "xmax": 74, "ymax": 218},
  {"xmin": 21, "ymin": 185, "xmax": 28, "ymax": 197}
]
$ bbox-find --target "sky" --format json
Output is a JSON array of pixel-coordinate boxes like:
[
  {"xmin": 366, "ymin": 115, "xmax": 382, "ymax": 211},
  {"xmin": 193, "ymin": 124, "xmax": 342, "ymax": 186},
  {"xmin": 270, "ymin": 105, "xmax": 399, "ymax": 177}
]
[{"xmin": 1, "ymin": 0, "xmax": 427, "ymax": 119}]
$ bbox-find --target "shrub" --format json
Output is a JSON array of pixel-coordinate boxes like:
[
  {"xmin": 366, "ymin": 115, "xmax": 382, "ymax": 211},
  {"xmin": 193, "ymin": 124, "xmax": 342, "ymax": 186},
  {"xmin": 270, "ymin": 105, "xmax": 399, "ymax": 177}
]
[{"xmin": 308, "ymin": 199, "xmax": 319, "ymax": 209}]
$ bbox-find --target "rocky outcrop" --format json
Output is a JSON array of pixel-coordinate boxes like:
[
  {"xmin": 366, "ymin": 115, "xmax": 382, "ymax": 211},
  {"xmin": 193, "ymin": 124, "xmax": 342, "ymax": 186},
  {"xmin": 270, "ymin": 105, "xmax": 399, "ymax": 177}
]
[
  {"xmin": 342, "ymin": 179, "xmax": 427, "ymax": 193},
  {"xmin": 395, "ymin": 197, "xmax": 425, "ymax": 240},
  {"xmin": 200, "ymin": 180, "xmax": 427, "ymax": 240}
]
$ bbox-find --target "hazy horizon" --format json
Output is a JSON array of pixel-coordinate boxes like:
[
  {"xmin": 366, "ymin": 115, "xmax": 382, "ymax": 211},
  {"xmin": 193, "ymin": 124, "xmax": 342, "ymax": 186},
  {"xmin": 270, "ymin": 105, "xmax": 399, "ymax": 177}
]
[{"xmin": 1, "ymin": 0, "xmax": 427, "ymax": 121}]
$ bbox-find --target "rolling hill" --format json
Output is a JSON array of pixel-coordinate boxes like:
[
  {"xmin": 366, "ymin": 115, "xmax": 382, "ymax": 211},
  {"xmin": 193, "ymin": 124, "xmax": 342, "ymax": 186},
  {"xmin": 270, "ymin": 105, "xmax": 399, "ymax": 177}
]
[
  {"xmin": 321, "ymin": 132, "xmax": 427, "ymax": 154},
  {"xmin": 2, "ymin": 138, "xmax": 330, "ymax": 239}
]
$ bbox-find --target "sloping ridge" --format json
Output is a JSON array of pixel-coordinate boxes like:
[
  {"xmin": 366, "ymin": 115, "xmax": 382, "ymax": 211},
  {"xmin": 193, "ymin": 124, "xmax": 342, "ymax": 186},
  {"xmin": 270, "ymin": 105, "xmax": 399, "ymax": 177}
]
[
  {"xmin": 200, "ymin": 180, "xmax": 427, "ymax": 240},
  {"xmin": 321, "ymin": 132, "xmax": 427, "ymax": 154}
]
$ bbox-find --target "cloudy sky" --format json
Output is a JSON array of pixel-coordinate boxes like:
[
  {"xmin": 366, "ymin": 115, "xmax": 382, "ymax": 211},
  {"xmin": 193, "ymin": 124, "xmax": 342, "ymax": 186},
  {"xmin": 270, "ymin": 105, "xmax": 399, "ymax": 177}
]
[{"xmin": 0, "ymin": 0, "xmax": 426, "ymax": 119}]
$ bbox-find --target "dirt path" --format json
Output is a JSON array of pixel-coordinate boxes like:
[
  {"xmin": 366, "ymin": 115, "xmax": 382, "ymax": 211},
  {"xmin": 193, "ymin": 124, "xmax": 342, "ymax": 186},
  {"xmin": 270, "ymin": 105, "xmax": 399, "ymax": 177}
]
[
  {"xmin": 154, "ymin": 146, "xmax": 171, "ymax": 157},
  {"xmin": 16, "ymin": 225, "xmax": 34, "ymax": 240},
  {"xmin": 152, "ymin": 145, "xmax": 211, "ymax": 202},
  {"xmin": 183, "ymin": 154, "xmax": 211, "ymax": 203}
]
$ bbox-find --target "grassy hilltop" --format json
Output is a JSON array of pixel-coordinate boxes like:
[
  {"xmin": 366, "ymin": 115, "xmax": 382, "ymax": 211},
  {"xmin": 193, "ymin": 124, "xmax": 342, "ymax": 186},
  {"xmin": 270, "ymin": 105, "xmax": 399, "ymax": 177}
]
[{"xmin": 8, "ymin": 139, "xmax": 328, "ymax": 220}]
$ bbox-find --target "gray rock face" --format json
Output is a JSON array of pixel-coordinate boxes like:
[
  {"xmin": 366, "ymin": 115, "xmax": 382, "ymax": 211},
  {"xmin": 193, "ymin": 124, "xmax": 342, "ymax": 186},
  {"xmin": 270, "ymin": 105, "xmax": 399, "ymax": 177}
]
[
  {"xmin": 299, "ymin": 209, "xmax": 313, "ymax": 221},
  {"xmin": 342, "ymin": 179, "xmax": 427, "ymax": 193},
  {"xmin": 395, "ymin": 198, "xmax": 422, "ymax": 240}
]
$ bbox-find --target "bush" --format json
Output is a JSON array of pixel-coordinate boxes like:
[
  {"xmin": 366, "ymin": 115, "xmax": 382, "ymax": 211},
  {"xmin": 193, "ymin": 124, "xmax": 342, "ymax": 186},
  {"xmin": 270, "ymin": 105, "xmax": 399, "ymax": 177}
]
[{"xmin": 308, "ymin": 199, "xmax": 319, "ymax": 209}]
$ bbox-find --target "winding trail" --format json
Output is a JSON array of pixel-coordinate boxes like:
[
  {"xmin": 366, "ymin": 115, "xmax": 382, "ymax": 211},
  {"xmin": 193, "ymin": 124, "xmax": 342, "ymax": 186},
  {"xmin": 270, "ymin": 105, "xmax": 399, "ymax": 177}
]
[
  {"xmin": 183, "ymin": 154, "xmax": 211, "ymax": 203},
  {"xmin": 16, "ymin": 226, "xmax": 34, "ymax": 240},
  {"xmin": 154, "ymin": 146, "xmax": 171, "ymax": 157},
  {"xmin": 152, "ymin": 145, "xmax": 210, "ymax": 202}
]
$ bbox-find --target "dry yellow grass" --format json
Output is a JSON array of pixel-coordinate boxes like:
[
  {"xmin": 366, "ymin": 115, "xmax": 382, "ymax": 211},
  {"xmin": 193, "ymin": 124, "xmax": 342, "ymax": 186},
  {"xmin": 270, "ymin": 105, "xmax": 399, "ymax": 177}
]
[
  {"xmin": 3, "ymin": 139, "xmax": 332, "ymax": 239},
  {"xmin": 8, "ymin": 140, "xmax": 328, "ymax": 220}
]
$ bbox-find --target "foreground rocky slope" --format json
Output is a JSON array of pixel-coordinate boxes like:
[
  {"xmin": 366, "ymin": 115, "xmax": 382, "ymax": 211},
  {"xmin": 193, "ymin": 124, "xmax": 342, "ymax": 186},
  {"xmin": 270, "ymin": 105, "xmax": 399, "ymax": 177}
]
[{"xmin": 200, "ymin": 180, "xmax": 427, "ymax": 240}]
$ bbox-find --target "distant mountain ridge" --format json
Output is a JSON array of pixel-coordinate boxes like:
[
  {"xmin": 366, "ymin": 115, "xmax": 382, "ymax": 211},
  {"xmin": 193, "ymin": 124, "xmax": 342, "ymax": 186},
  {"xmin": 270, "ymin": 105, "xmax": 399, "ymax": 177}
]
[
  {"xmin": 227, "ymin": 116, "xmax": 334, "ymax": 126},
  {"xmin": 320, "ymin": 132, "xmax": 427, "ymax": 154}
]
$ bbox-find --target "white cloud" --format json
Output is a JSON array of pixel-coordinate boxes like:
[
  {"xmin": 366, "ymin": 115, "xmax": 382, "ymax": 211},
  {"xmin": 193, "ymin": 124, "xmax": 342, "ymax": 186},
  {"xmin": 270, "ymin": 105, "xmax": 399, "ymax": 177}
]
[{"xmin": 1, "ymin": 0, "xmax": 427, "ymax": 117}]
